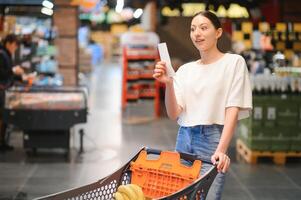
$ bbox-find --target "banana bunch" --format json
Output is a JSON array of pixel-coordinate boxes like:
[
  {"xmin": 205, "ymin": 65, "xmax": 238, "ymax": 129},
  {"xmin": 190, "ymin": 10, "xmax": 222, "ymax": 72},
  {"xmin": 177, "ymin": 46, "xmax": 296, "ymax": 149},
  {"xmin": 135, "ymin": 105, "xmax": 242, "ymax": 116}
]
[{"xmin": 114, "ymin": 184, "xmax": 145, "ymax": 200}]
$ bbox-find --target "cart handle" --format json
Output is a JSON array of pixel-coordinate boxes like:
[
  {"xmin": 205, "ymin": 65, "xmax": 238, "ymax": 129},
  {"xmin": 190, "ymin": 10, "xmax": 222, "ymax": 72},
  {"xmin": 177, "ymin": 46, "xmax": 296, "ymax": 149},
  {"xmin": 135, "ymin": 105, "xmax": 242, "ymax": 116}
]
[{"xmin": 144, "ymin": 147, "xmax": 214, "ymax": 165}]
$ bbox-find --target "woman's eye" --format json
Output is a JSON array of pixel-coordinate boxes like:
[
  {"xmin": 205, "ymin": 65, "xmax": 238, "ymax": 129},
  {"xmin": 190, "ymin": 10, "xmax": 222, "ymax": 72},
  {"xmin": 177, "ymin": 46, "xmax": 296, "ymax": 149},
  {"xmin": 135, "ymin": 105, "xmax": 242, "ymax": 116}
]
[
  {"xmin": 201, "ymin": 26, "xmax": 207, "ymax": 30},
  {"xmin": 191, "ymin": 28, "xmax": 195, "ymax": 32}
]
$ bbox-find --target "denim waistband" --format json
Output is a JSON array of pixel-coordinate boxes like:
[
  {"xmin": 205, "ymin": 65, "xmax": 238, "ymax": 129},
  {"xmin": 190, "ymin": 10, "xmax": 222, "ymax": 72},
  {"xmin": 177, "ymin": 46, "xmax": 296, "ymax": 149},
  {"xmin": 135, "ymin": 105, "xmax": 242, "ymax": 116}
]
[{"xmin": 180, "ymin": 124, "xmax": 224, "ymax": 129}]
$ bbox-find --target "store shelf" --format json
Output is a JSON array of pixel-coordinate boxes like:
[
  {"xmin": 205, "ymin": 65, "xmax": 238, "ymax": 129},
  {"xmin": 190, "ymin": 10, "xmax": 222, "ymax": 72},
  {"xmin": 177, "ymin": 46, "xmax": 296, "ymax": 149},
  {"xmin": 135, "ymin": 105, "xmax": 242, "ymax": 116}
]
[
  {"xmin": 126, "ymin": 48, "xmax": 157, "ymax": 57},
  {"xmin": 122, "ymin": 47, "xmax": 160, "ymax": 117},
  {"xmin": 127, "ymin": 74, "xmax": 140, "ymax": 80},
  {"xmin": 126, "ymin": 55, "xmax": 158, "ymax": 60},
  {"xmin": 126, "ymin": 94, "xmax": 139, "ymax": 100},
  {"xmin": 139, "ymin": 73, "xmax": 154, "ymax": 79},
  {"xmin": 140, "ymin": 92, "xmax": 157, "ymax": 98}
]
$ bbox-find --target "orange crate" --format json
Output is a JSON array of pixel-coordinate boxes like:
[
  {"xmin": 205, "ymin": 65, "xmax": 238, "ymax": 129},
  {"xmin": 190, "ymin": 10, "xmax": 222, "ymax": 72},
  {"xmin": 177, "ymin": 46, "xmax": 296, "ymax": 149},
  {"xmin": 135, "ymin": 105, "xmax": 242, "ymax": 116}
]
[{"xmin": 130, "ymin": 150, "xmax": 202, "ymax": 199}]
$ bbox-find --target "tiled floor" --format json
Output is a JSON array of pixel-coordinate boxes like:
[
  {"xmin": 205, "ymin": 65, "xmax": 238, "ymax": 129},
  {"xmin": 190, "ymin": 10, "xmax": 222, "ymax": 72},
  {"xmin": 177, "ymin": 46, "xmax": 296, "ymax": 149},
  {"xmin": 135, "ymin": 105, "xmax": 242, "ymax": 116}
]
[{"xmin": 0, "ymin": 63, "xmax": 301, "ymax": 200}]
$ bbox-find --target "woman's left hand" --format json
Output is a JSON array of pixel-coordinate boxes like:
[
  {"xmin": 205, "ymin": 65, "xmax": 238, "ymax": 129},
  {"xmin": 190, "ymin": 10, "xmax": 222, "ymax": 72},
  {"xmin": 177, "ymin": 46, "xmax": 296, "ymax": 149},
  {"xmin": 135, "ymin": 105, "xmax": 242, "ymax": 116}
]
[{"xmin": 211, "ymin": 151, "xmax": 231, "ymax": 173}]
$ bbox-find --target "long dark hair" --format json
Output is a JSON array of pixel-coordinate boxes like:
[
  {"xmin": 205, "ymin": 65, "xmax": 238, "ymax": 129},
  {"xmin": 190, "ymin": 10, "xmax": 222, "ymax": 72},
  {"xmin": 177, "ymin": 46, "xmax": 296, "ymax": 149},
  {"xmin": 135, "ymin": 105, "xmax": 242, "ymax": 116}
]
[{"xmin": 2, "ymin": 34, "xmax": 19, "ymax": 46}]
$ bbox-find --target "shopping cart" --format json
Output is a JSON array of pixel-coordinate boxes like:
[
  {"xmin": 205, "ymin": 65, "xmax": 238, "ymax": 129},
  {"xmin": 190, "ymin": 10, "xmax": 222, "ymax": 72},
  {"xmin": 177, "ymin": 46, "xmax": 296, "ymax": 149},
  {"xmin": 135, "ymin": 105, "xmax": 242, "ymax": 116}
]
[{"xmin": 35, "ymin": 147, "xmax": 218, "ymax": 200}]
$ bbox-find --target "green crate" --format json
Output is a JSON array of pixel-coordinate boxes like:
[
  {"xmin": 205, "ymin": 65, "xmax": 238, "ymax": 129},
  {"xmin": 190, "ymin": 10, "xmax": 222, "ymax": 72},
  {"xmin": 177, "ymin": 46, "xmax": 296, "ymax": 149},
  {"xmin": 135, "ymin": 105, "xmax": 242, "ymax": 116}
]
[
  {"xmin": 251, "ymin": 106, "xmax": 264, "ymax": 128},
  {"xmin": 258, "ymin": 95, "xmax": 279, "ymax": 129},
  {"xmin": 298, "ymin": 128, "xmax": 301, "ymax": 137},
  {"xmin": 252, "ymin": 95, "xmax": 267, "ymax": 128},
  {"xmin": 291, "ymin": 135, "xmax": 301, "ymax": 151},
  {"xmin": 268, "ymin": 95, "xmax": 284, "ymax": 108},
  {"xmin": 238, "ymin": 120, "xmax": 262, "ymax": 137},
  {"xmin": 293, "ymin": 95, "xmax": 301, "ymax": 127},
  {"xmin": 298, "ymin": 107, "xmax": 301, "ymax": 127},
  {"xmin": 290, "ymin": 95, "xmax": 301, "ymax": 103},
  {"xmin": 246, "ymin": 136, "xmax": 272, "ymax": 151},
  {"xmin": 238, "ymin": 121, "xmax": 250, "ymax": 138},
  {"xmin": 262, "ymin": 128, "xmax": 278, "ymax": 137},
  {"xmin": 271, "ymin": 136, "xmax": 291, "ymax": 151},
  {"xmin": 277, "ymin": 127, "xmax": 299, "ymax": 137},
  {"xmin": 239, "ymin": 119, "xmax": 277, "ymax": 138},
  {"xmin": 264, "ymin": 106, "xmax": 277, "ymax": 128},
  {"xmin": 251, "ymin": 127, "xmax": 276, "ymax": 137},
  {"xmin": 296, "ymin": 95, "xmax": 301, "ymax": 127},
  {"xmin": 239, "ymin": 131, "xmax": 271, "ymax": 151},
  {"xmin": 277, "ymin": 118, "xmax": 298, "ymax": 127},
  {"xmin": 241, "ymin": 94, "xmax": 301, "ymax": 152},
  {"xmin": 277, "ymin": 102, "xmax": 298, "ymax": 127},
  {"xmin": 253, "ymin": 95, "xmax": 269, "ymax": 104}
]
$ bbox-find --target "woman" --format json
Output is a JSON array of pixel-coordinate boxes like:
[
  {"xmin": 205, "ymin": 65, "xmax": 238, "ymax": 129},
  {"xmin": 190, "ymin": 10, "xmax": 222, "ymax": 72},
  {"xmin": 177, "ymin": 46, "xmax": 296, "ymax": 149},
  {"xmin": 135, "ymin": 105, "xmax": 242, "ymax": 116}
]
[
  {"xmin": 0, "ymin": 34, "xmax": 23, "ymax": 151},
  {"xmin": 153, "ymin": 11, "xmax": 252, "ymax": 200}
]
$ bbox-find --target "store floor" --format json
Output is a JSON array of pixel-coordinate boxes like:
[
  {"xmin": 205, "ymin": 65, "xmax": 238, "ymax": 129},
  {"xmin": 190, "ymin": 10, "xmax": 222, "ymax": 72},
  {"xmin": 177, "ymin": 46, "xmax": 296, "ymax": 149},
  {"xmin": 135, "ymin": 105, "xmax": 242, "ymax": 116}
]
[{"xmin": 1, "ymin": 63, "xmax": 301, "ymax": 200}]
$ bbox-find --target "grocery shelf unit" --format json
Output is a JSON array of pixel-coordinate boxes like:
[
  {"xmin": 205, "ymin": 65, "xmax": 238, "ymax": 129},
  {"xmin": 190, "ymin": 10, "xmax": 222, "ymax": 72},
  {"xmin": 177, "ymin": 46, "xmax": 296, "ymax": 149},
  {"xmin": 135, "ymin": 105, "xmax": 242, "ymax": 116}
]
[{"xmin": 122, "ymin": 47, "xmax": 160, "ymax": 117}]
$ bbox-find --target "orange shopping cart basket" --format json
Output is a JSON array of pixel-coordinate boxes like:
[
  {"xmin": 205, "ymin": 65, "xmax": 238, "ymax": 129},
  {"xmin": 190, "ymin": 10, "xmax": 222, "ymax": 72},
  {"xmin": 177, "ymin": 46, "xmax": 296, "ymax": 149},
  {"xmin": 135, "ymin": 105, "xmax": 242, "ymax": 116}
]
[{"xmin": 35, "ymin": 147, "xmax": 218, "ymax": 200}]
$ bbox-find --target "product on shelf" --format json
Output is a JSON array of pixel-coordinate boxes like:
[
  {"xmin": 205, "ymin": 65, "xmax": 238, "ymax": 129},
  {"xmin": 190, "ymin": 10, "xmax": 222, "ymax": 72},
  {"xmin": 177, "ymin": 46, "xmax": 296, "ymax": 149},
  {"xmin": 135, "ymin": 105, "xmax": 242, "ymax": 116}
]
[
  {"xmin": 251, "ymin": 72, "xmax": 301, "ymax": 94},
  {"xmin": 126, "ymin": 47, "xmax": 158, "ymax": 57},
  {"xmin": 127, "ymin": 83, "xmax": 140, "ymax": 100}
]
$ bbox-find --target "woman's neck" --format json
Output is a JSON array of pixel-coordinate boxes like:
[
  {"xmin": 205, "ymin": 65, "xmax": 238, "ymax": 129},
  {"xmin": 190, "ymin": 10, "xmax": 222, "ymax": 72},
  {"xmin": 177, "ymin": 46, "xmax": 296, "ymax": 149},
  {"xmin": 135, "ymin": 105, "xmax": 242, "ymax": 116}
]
[{"xmin": 199, "ymin": 47, "xmax": 224, "ymax": 65}]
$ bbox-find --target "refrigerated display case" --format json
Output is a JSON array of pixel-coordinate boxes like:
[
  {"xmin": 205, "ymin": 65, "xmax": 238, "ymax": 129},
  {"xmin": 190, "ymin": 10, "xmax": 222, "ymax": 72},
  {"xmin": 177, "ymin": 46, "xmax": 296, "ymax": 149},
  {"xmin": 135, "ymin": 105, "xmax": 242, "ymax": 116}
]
[{"xmin": 3, "ymin": 86, "xmax": 88, "ymax": 155}]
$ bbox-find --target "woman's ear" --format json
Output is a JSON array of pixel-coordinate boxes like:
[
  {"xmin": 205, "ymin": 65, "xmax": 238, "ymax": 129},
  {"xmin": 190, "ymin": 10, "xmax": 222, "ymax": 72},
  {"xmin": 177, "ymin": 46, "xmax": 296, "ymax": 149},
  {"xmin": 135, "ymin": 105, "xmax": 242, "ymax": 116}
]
[{"xmin": 216, "ymin": 28, "xmax": 223, "ymax": 39}]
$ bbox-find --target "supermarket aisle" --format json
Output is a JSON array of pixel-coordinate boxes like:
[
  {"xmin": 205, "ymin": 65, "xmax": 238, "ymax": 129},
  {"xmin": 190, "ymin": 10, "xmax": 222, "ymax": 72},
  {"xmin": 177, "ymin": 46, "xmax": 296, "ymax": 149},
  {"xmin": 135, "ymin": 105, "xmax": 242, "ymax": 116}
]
[
  {"xmin": 0, "ymin": 63, "xmax": 301, "ymax": 200},
  {"xmin": 0, "ymin": 63, "xmax": 178, "ymax": 199}
]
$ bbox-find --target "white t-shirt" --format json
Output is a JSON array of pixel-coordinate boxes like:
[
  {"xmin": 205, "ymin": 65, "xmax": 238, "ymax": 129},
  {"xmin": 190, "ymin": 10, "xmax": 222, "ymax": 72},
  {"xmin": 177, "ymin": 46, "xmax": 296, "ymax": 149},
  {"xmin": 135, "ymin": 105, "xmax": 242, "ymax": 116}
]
[{"xmin": 173, "ymin": 53, "xmax": 252, "ymax": 126}]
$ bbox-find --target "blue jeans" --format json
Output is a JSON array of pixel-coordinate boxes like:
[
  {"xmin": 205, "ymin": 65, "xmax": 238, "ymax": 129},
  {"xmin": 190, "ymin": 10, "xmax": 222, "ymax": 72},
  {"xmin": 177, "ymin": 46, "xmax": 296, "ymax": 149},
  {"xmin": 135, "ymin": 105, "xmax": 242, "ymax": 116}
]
[{"xmin": 175, "ymin": 124, "xmax": 225, "ymax": 200}]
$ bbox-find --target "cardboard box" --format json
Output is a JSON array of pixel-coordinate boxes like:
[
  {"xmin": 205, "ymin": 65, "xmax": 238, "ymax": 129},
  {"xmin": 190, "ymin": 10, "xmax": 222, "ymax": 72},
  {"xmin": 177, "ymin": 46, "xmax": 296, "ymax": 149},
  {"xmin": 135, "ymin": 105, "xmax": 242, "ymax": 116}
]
[
  {"xmin": 55, "ymin": 38, "xmax": 77, "ymax": 66},
  {"xmin": 59, "ymin": 68, "xmax": 77, "ymax": 85},
  {"xmin": 53, "ymin": 7, "xmax": 78, "ymax": 36}
]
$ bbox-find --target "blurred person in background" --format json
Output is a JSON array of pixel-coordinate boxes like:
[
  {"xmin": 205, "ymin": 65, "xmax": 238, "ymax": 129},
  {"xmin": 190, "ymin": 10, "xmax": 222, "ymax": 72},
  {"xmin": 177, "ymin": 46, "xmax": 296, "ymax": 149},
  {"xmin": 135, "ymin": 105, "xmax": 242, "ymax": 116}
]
[
  {"xmin": 153, "ymin": 11, "xmax": 252, "ymax": 200},
  {"xmin": 0, "ymin": 34, "xmax": 24, "ymax": 151},
  {"xmin": 88, "ymin": 39, "xmax": 104, "ymax": 66}
]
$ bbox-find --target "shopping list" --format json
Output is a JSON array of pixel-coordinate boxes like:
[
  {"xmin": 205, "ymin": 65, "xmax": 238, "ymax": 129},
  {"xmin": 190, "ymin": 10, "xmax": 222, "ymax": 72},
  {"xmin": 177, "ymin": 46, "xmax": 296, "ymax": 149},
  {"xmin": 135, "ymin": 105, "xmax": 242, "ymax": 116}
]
[{"xmin": 158, "ymin": 43, "xmax": 176, "ymax": 77}]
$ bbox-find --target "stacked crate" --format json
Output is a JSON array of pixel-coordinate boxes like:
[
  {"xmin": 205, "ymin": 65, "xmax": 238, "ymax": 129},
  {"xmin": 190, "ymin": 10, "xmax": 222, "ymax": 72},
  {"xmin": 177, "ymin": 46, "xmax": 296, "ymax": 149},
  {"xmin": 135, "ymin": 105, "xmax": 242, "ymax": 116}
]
[
  {"xmin": 53, "ymin": 1, "xmax": 79, "ymax": 86},
  {"xmin": 239, "ymin": 94, "xmax": 301, "ymax": 152},
  {"xmin": 79, "ymin": 47, "xmax": 92, "ymax": 73},
  {"xmin": 291, "ymin": 95, "xmax": 301, "ymax": 151}
]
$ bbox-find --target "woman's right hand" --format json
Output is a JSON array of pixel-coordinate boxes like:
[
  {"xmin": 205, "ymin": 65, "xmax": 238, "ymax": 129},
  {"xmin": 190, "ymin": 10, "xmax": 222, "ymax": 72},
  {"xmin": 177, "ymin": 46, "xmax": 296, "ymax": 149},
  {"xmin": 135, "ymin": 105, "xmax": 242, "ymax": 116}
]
[
  {"xmin": 12, "ymin": 66, "xmax": 24, "ymax": 76},
  {"xmin": 153, "ymin": 61, "xmax": 173, "ymax": 84}
]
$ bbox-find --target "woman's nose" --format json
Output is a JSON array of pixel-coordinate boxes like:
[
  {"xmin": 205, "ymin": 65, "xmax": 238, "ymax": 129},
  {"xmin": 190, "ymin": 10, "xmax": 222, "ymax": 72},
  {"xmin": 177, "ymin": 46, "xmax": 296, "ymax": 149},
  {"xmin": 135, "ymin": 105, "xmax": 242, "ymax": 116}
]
[{"xmin": 194, "ymin": 29, "xmax": 201, "ymax": 37}]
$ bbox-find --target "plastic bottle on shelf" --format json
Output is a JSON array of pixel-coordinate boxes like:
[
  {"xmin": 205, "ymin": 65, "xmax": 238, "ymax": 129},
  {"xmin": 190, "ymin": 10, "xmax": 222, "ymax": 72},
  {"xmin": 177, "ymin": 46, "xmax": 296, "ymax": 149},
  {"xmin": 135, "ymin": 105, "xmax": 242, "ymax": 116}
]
[
  {"xmin": 292, "ymin": 53, "xmax": 300, "ymax": 67},
  {"xmin": 290, "ymin": 77, "xmax": 298, "ymax": 93},
  {"xmin": 273, "ymin": 51, "xmax": 286, "ymax": 68},
  {"xmin": 270, "ymin": 75, "xmax": 277, "ymax": 93},
  {"xmin": 297, "ymin": 77, "xmax": 301, "ymax": 93}
]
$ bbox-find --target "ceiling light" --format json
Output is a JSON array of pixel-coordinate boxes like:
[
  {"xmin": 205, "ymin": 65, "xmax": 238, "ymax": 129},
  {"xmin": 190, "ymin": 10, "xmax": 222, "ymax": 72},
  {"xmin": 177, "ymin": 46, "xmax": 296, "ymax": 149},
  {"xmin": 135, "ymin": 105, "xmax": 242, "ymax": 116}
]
[
  {"xmin": 42, "ymin": 0, "xmax": 54, "ymax": 9},
  {"xmin": 115, "ymin": 0, "xmax": 124, "ymax": 13},
  {"xmin": 41, "ymin": 7, "xmax": 53, "ymax": 16}
]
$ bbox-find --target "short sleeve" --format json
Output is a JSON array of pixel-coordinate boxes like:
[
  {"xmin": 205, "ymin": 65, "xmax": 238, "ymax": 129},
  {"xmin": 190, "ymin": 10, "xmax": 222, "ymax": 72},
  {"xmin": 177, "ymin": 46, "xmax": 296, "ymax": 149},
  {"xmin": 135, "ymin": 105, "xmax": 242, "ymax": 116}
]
[
  {"xmin": 173, "ymin": 72, "xmax": 185, "ymax": 110},
  {"xmin": 226, "ymin": 56, "xmax": 253, "ymax": 120}
]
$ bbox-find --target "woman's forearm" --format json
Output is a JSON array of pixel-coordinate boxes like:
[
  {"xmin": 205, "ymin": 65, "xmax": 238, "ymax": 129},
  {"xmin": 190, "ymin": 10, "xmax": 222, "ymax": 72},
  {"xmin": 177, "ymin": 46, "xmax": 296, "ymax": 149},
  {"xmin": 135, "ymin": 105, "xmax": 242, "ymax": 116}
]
[
  {"xmin": 216, "ymin": 107, "xmax": 239, "ymax": 153},
  {"xmin": 165, "ymin": 80, "xmax": 182, "ymax": 120}
]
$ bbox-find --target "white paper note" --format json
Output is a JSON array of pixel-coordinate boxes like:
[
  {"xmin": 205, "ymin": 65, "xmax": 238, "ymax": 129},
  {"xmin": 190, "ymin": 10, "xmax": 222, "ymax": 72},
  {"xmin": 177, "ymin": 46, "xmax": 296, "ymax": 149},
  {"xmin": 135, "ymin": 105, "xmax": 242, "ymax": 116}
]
[{"xmin": 158, "ymin": 43, "xmax": 175, "ymax": 77}]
